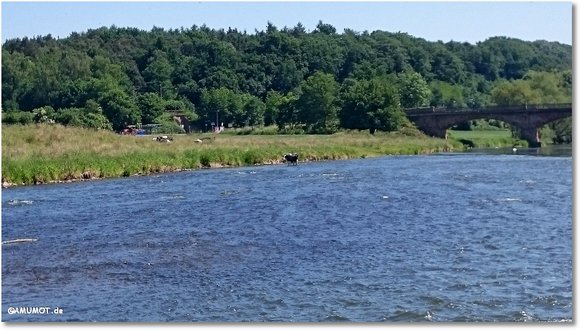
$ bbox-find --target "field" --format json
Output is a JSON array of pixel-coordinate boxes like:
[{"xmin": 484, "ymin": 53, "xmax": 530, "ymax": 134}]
[
  {"xmin": 447, "ymin": 129, "xmax": 526, "ymax": 148},
  {"xmin": 2, "ymin": 124, "xmax": 462, "ymax": 186}
]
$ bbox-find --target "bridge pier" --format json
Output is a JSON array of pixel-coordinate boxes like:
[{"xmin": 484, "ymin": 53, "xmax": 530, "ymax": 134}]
[{"xmin": 519, "ymin": 127, "xmax": 541, "ymax": 148}]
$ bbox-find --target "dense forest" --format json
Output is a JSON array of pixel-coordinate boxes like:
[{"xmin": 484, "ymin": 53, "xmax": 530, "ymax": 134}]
[{"xmin": 1, "ymin": 22, "xmax": 572, "ymax": 137}]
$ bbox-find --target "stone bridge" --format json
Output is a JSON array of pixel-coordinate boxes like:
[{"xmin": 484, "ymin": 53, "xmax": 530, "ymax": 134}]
[{"xmin": 405, "ymin": 104, "xmax": 572, "ymax": 147}]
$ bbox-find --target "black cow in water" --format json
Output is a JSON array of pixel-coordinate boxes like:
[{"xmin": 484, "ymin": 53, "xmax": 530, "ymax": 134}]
[{"xmin": 284, "ymin": 153, "xmax": 299, "ymax": 165}]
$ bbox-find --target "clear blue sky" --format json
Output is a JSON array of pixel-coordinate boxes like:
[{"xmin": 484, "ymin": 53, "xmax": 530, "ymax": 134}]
[{"xmin": 1, "ymin": 1, "xmax": 573, "ymax": 45}]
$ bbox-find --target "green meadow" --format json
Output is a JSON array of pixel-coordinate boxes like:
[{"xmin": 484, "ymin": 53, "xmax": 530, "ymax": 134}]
[
  {"xmin": 447, "ymin": 129, "xmax": 527, "ymax": 148},
  {"xmin": 2, "ymin": 124, "xmax": 465, "ymax": 186}
]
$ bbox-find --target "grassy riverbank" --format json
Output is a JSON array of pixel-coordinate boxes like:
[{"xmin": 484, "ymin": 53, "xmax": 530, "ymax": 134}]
[
  {"xmin": 2, "ymin": 124, "xmax": 464, "ymax": 186},
  {"xmin": 448, "ymin": 129, "xmax": 527, "ymax": 148}
]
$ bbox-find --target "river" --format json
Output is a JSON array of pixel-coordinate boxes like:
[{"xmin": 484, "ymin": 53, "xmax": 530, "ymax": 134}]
[{"xmin": 2, "ymin": 147, "xmax": 572, "ymax": 322}]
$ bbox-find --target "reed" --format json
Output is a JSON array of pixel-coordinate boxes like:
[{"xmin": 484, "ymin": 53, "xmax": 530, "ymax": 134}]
[{"xmin": 2, "ymin": 124, "xmax": 460, "ymax": 186}]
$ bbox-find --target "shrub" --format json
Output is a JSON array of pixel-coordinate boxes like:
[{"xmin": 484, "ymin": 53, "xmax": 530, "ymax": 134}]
[
  {"xmin": 153, "ymin": 113, "xmax": 186, "ymax": 134},
  {"xmin": 54, "ymin": 108, "xmax": 113, "ymax": 130},
  {"xmin": 2, "ymin": 111, "xmax": 34, "ymax": 125}
]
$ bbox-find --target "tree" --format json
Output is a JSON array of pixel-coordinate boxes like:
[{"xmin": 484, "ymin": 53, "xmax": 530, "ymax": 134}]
[
  {"xmin": 153, "ymin": 113, "xmax": 185, "ymax": 134},
  {"xmin": 430, "ymin": 44, "xmax": 466, "ymax": 84},
  {"xmin": 199, "ymin": 88, "xmax": 228, "ymax": 126},
  {"xmin": 199, "ymin": 87, "xmax": 245, "ymax": 127},
  {"xmin": 271, "ymin": 59, "xmax": 304, "ymax": 93},
  {"xmin": 479, "ymin": 37, "xmax": 536, "ymax": 80},
  {"xmin": 264, "ymin": 91, "xmax": 283, "ymax": 126},
  {"xmin": 137, "ymin": 92, "xmax": 165, "ymax": 124},
  {"xmin": 396, "ymin": 71, "xmax": 431, "ymax": 108},
  {"xmin": 276, "ymin": 92, "xmax": 300, "ymax": 131},
  {"xmin": 142, "ymin": 50, "xmax": 173, "ymax": 97},
  {"xmin": 340, "ymin": 77, "xmax": 405, "ymax": 133},
  {"xmin": 429, "ymin": 81, "xmax": 466, "ymax": 107},
  {"xmin": 314, "ymin": 21, "xmax": 337, "ymax": 35},
  {"xmin": 0, "ymin": 24, "xmax": 572, "ymax": 135},
  {"xmin": 296, "ymin": 72, "xmax": 340, "ymax": 133},
  {"xmin": 241, "ymin": 94, "xmax": 265, "ymax": 126},
  {"xmin": 490, "ymin": 80, "xmax": 540, "ymax": 106},
  {"xmin": 300, "ymin": 33, "xmax": 344, "ymax": 76},
  {"xmin": 82, "ymin": 100, "xmax": 113, "ymax": 130},
  {"xmin": 523, "ymin": 71, "xmax": 570, "ymax": 104},
  {"xmin": 289, "ymin": 22, "xmax": 307, "ymax": 37},
  {"xmin": 97, "ymin": 85, "xmax": 140, "ymax": 130},
  {"xmin": 2, "ymin": 49, "xmax": 35, "ymax": 111},
  {"xmin": 491, "ymin": 70, "xmax": 571, "ymax": 106}
]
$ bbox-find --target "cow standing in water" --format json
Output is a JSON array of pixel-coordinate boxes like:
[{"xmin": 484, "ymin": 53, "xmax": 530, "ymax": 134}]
[{"xmin": 284, "ymin": 153, "xmax": 299, "ymax": 165}]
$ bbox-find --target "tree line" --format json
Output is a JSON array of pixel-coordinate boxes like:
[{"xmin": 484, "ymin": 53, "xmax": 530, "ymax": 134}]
[{"xmin": 1, "ymin": 22, "xmax": 572, "ymax": 135}]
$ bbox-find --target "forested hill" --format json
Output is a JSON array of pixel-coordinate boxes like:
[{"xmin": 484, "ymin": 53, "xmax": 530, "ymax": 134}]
[{"xmin": 1, "ymin": 22, "xmax": 572, "ymax": 133}]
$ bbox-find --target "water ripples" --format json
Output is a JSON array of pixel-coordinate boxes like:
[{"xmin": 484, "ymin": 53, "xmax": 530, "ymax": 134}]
[{"xmin": 1, "ymin": 153, "xmax": 571, "ymax": 322}]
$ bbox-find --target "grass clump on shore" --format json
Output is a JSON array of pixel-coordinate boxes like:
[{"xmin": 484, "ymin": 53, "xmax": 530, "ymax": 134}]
[{"xmin": 2, "ymin": 124, "xmax": 460, "ymax": 186}]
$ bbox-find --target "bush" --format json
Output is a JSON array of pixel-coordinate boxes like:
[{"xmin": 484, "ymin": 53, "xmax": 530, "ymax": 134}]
[
  {"xmin": 278, "ymin": 127, "xmax": 305, "ymax": 135},
  {"xmin": 32, "ymin": 106, "xmax": 56, "ymax": 124},
  {"xmin": 2, "ymin": 111, "xmax": 34, "ymax": 125},
  {"xmin": 54, "ymin": 108, "xmax": 112, "ymax": 130},
  {"xmin": 152, "ymin": 113, "xmax": 186, "ymax": 134},
  {"xmin": 221, "ymin": 125, "xmax": 280, "ymax": 135},
  {"xmin": 151, "ymin": 121, "xmax": 185, "ymax": 134},
  {"xmin": 399, "ymin": 126, "xmax": 426, "ymax": 137}
]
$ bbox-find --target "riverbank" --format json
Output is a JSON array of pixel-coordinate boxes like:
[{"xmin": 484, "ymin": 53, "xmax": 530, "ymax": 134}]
[
  {"xmin": 2, "ymin": 124, "xmax": 469, "ymax": 186},
  {"xmin": 0, "ymin": 124, "xmax": 529, "ymax": 187},
  {"xmin": 2, "ymin": 124, "xmax": 533, "ymax": 187}
]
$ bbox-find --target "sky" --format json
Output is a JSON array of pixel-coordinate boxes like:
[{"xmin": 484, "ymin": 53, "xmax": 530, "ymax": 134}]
[{"xmin": 0, "ymin": 1, "xmax": 574, "ymax": 45}]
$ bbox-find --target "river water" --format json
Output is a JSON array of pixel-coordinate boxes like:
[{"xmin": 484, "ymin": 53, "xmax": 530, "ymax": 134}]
[{"xmin": 2, "ymin": 147, "xmax": 572, "ymax": 322}]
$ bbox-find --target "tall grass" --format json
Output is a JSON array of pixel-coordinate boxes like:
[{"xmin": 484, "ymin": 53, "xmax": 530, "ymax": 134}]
[{"xmin": 2, "ymin": 124, "xmax": 458, "ymax": 185}]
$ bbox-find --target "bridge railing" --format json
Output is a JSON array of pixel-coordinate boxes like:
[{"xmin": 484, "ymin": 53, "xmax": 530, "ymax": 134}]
[{"xmin": 405, "ymin": 103, "xmax": 572, "ymax": 114}]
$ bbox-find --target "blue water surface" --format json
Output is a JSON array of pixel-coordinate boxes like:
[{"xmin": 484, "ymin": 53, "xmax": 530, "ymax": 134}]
[{"xmin": 2, "ymin": 151, "xmax": 572, "ymax": 322}]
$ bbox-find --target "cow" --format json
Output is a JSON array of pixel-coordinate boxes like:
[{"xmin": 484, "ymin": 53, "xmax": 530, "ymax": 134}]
[
  {"xmin": 284, "ymin": 153, "xmax": 299, "ymax": 165},
  {"xmin": 154, "ymin": 135, "xmax": 173, "ymax": 143}
]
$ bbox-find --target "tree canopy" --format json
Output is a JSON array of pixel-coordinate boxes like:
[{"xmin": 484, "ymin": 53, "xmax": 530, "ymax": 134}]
[{"xmin": 1, "ymin": 23, "xmax": 572, "ymax": 134}]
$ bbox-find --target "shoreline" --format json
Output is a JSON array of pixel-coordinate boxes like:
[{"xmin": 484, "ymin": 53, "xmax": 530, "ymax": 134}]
[
  {"xmin": 2, "ymin": 159, "xmax": 286, "ymax": 188},
  {"xmin": 5, "ymin": 143, "xmax": 568, "ymax": 189},
  {"xmin": 1, "ymin": 147, "xmax": 453, "ymax": 188}
]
